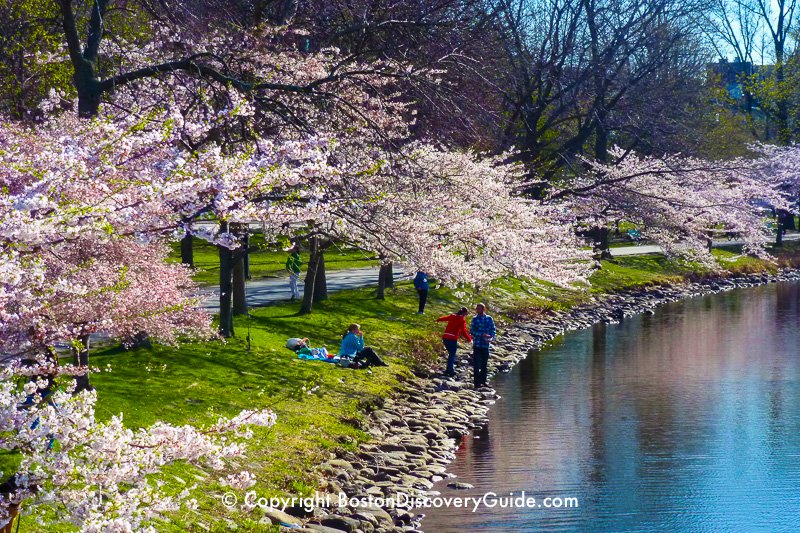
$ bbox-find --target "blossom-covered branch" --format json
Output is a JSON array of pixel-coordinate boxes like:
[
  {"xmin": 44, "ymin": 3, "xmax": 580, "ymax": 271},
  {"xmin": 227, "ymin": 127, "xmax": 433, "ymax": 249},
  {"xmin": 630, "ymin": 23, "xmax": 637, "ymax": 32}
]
[{"xmin": 550, "ymin": 147, "xmax": 788, "ymax": 263}]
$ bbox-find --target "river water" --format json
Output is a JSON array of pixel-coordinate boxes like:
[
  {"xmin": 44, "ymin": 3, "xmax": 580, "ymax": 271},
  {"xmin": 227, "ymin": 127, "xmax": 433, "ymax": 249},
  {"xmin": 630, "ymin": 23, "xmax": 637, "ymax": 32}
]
[{"xmin": 421, "ymin": 282, "xmax": 800, "ymax": 532}]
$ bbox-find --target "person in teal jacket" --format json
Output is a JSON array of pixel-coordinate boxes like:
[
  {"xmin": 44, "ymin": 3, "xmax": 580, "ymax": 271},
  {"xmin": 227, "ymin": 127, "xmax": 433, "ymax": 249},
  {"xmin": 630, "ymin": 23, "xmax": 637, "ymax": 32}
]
[{"xmin": 338, "ymin": 324, "xmax": 387, "ymax": 368}]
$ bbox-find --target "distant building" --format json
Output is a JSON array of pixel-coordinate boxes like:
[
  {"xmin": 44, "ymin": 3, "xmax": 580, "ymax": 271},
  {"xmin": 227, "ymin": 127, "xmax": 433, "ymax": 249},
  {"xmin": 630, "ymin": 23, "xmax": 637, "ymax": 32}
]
[{"xmin": 707, "ymin": 58, "xmax": 755, "ymax": 101}]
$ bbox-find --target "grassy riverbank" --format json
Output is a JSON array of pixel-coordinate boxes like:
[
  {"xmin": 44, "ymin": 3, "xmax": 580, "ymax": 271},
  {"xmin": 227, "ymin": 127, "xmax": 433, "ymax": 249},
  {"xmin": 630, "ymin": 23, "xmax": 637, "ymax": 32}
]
[{"xmin": 19, "ymin": 244, "xmax": 800, "ymax": 531}]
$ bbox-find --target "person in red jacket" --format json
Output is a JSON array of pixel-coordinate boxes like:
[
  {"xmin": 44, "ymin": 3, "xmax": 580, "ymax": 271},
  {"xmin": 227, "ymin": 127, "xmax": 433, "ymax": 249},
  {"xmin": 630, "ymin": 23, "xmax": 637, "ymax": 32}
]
[{"xmin": 437, "ymin": 307, "xmax": 473, "ymax": 377}]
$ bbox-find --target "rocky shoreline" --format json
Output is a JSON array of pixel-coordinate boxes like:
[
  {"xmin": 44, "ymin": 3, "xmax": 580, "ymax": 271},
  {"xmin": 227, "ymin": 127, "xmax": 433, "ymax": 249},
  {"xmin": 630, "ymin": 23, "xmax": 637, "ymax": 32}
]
[{"xmin": 264, "ymin": 269, "xmax": 800, "ymax": 533}]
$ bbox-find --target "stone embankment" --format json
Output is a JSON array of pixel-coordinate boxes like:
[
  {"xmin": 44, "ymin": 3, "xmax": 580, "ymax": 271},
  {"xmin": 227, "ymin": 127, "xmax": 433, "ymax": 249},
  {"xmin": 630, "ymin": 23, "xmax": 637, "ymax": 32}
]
[{"xmin": 264, "ymin": 270, "xmax": 800, "ymax": 533}]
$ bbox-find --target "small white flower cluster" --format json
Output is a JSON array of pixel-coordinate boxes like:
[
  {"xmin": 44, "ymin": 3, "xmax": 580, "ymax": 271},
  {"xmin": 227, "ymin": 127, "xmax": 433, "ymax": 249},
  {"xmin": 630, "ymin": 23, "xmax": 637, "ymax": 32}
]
[{"xmin": 219, "ymin": 471, "xmax": 257, "ymax": 490}]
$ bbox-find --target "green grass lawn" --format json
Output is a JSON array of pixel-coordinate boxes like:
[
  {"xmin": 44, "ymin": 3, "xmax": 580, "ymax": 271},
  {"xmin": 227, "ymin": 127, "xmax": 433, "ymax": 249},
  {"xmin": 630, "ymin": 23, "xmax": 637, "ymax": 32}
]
[
  {"xmin": 13, "ymin": 246, "xmax": 800, "ymax": 531},
  {"xmin": 170, "ymin": 235, "xmax": 380, "ymax": 286},
  {"xmin": 587, "ymin": 244, "xmax": 800, "ymax": 293},
  {"xmin": 20, "ymin": 284, "xmax": 467, "ymax": 532}
]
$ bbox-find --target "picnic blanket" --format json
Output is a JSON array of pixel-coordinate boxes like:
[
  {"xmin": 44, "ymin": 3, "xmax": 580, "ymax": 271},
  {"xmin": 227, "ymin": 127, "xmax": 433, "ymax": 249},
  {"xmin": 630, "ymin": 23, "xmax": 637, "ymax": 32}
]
[{"xmin": 296, "ymin": 347, "xmax": 341, "ymax": 364}]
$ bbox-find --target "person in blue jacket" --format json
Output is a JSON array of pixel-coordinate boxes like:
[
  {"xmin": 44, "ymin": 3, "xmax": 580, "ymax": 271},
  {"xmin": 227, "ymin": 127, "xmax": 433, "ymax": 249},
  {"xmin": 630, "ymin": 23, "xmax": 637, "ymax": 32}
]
[
  {"xmin": 413, "ymin": 271, "xmax": 429, "ymax": 314},
  {"xmin": 470, "ymin": 303, "xmax": 496, "ymax": 388}
]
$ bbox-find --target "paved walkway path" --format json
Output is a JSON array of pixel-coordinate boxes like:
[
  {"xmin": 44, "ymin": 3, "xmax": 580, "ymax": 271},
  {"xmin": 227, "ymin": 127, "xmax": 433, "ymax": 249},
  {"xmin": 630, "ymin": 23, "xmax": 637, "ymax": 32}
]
[
  {"xmin": 610, "ymin": 233, "xmax": 800, "ymax": 256},
  {"xmin": 203, "ymin": 234, "xmax": 800, "ymax": 308},
  {"xmin": 201, "ymin": 265, "xmax": 407, "ymax": 309}
]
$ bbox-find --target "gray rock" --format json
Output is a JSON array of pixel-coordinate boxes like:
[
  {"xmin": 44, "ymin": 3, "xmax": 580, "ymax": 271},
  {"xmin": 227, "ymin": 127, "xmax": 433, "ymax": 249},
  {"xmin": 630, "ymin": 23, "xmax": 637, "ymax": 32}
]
[
  {"xmin": 378, "ymin": 443, "xmax": 407, "ymax": 453},
  {"xmin": 320, "ymin": 515, "xmax": 361, "ymax": 532},
  {"xmin": 304, "ymin": 525, "xmax": 349, "ymax": 533},
  {"xmin": 364, "ymin": 485, "xmax": 384, "ymax": 496},
  {"xmin": 405, "ymin": 444, "xmax": 428, "ymax": 455},
  {"xmin": 263, "ymin": 508, "xmax": 304, "ymax": 527},
  {"xmin": 370, "ymin": 410, "xmax": 398, "ymax": 424},
  {"xmin": 353, "ymin": 512, "xmax": 379, "ymax": 526},
  {"xmin": 447, "ymin": 481, "xmax": 474, "ymax": 489},
  {"xmin": 357, "ymin": 520, "xmax": 375, "ymax": 533},
  {"xmin": 327, "ymin": 459, "xmax": 355, "ymax": 470},
  {"xmin": 351, "ymin": 503, "xmax": 393, "ymax": 525},
  {"xmin": 369, "ymin": 470, "xmax": 391, "ymax": 482}
]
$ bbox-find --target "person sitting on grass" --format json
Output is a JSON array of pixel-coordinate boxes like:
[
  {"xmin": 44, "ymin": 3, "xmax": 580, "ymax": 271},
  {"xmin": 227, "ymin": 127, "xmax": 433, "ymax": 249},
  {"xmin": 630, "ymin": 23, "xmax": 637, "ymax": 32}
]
[
  {"xmin": 286, "ymin": 337, "xmax": 330, "ymax": 360},
  {"xmin": 338, "ymin": 324, "xmax": 388, "ymax": 368}
]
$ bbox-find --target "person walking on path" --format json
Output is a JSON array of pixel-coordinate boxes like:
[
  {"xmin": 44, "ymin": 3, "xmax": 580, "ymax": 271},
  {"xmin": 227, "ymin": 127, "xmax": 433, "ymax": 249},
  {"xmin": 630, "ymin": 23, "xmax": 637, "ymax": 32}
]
[
  {"xmin": 470, "ymin": 303, "xmax": 496, "ymax": 388},
  {"xmin": 285, "ymin": 245, "xmax": 302, "ymax": 302},
  {"xmin": 414, "ymin": 271, "xmax": 429, "ymax": 314},
  {"xmin": 437, "ymin": 307, "xmax": 472, "ymax": 377}
]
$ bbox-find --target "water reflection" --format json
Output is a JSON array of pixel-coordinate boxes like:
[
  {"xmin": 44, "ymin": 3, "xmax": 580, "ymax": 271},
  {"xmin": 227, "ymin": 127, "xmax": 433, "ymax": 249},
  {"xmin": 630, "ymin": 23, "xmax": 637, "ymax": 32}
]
[{"xmin": 422, "ymin": 282, "xmax": 800, "ymax": 532}]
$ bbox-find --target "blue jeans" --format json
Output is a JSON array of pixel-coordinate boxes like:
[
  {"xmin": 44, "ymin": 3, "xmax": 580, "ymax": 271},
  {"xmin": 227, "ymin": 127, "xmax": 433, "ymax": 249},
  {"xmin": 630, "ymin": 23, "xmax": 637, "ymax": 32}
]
[
  {"xmin": 417, "ymin": 288, "xmax": 428, "ymax": 313},
  {"xmin": 289, "ymin": 272, "xmax": 300, "ymax": 299},
  {"xmin": 443, "ymin": 339, "xmax": 458, "ymax": 374},
  {"xmin": 473, "ymin": 346, "xmax": 490, "ymax": 386}
]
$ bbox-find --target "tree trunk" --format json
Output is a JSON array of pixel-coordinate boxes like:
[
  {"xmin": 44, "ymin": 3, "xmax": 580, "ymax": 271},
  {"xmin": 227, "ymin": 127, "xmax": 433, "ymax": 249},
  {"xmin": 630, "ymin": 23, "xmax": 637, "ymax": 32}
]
[
  {"xmin": 75, "ymin": 67, "xmax": 103, "ymax": 118},
  {"xmin": 775, "ymin": 52, "xmax": 791, "ymax": 144},
  {"xmin": 299, "ymin": 237, "xmax": 320, "ymax": 314},
  {"xmin": 72, "ymin": 333, "xmax": 92, "ymax": 393},
  {"xmin": 591, "ymin": 226, "xmax": 611, "ymax": 259},
  {"xmin": 273, "ymin": 0, "xmax": 299, "ymax": 24},
  {"xmin": 232, "ymin": 255, "xmax": 248, "ymax": 315},
  {"xmin": 59, "ymin": 0, "xmax": 107, "ymax": 119},
  {"xmin": 180, "ymin": 233, "xmax": 194, "ymax": 266},
  {"xmin": 594, "ymin": 118, "xmax": 609, "ymax": 163},
  {"xmin": 218, "ymin": 221, "xmax": 234, "ymax": 337},
  {"xmin": 778, "ymin": 208, "xmax": 795, "ymax": 231},
  {"xmin": 377, "ymin": 268, "xmax": 387, "ymax": 300},
  {"xmin": 385, "ymin": 262, "xmax": 394, "ymax": 288},
  {"xmin": 125, "ymin": 331, "xmax": 151, "ymax": 349},
  {"xmin": 0, "ymin": 502, "xmax": 19, "ymax": 533},
  {"xmin": 314, "ymin": 249, "xmax": 328, "ymax": 301},
  {"xmin": 377, "ymin": 262, "xmax": 393, "ymax": 299}
]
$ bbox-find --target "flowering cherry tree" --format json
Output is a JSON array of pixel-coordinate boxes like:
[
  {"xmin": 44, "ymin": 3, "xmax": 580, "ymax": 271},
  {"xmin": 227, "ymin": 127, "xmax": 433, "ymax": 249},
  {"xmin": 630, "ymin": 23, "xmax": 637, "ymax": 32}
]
[
  {"xmin": 0, "ymin": 109, "xmax": 341, "ymax": 528},
  {"xmin": 1, "ymin": 97, "xmax": 347, "ymax": 325},
  {"xmin": 46, "ymin": 0, "xmax": 426, "ymax": 131},
  {"xmin": 548, "ymin": 147, "xmax": 788, "ymax": 265},
  {"xmin": 752, "ymin": 143, "xmax": 800, "ymax": 243},
  {"xmin": 756, "ymin": 144, "xmax": 800, "ymax": 194},
  {"xmin": 0, "ymin": 238, "xmax": 211, "ymax": 389},
  {"xmin": 323, "ymin": 143, "xmax": 592, "ymax": 287}
]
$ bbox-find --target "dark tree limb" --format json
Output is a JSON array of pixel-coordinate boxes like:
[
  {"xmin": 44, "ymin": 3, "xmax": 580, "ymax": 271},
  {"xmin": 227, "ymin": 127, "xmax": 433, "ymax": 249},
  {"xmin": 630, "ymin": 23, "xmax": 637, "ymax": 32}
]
[
  {"xmin": 180, "ymin": 233, "xmax": 194, "ymax": 266},
  {"xmin": 299, "ymin": 236, "xmax": 320, "ymax": 314},
  {"xmin": 72, "ymin": 333, "xmax": 92, "ymax": 393},
  {"xmin": 218, "ymin": 221, "xmax": 234, "ymax": 337}
]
